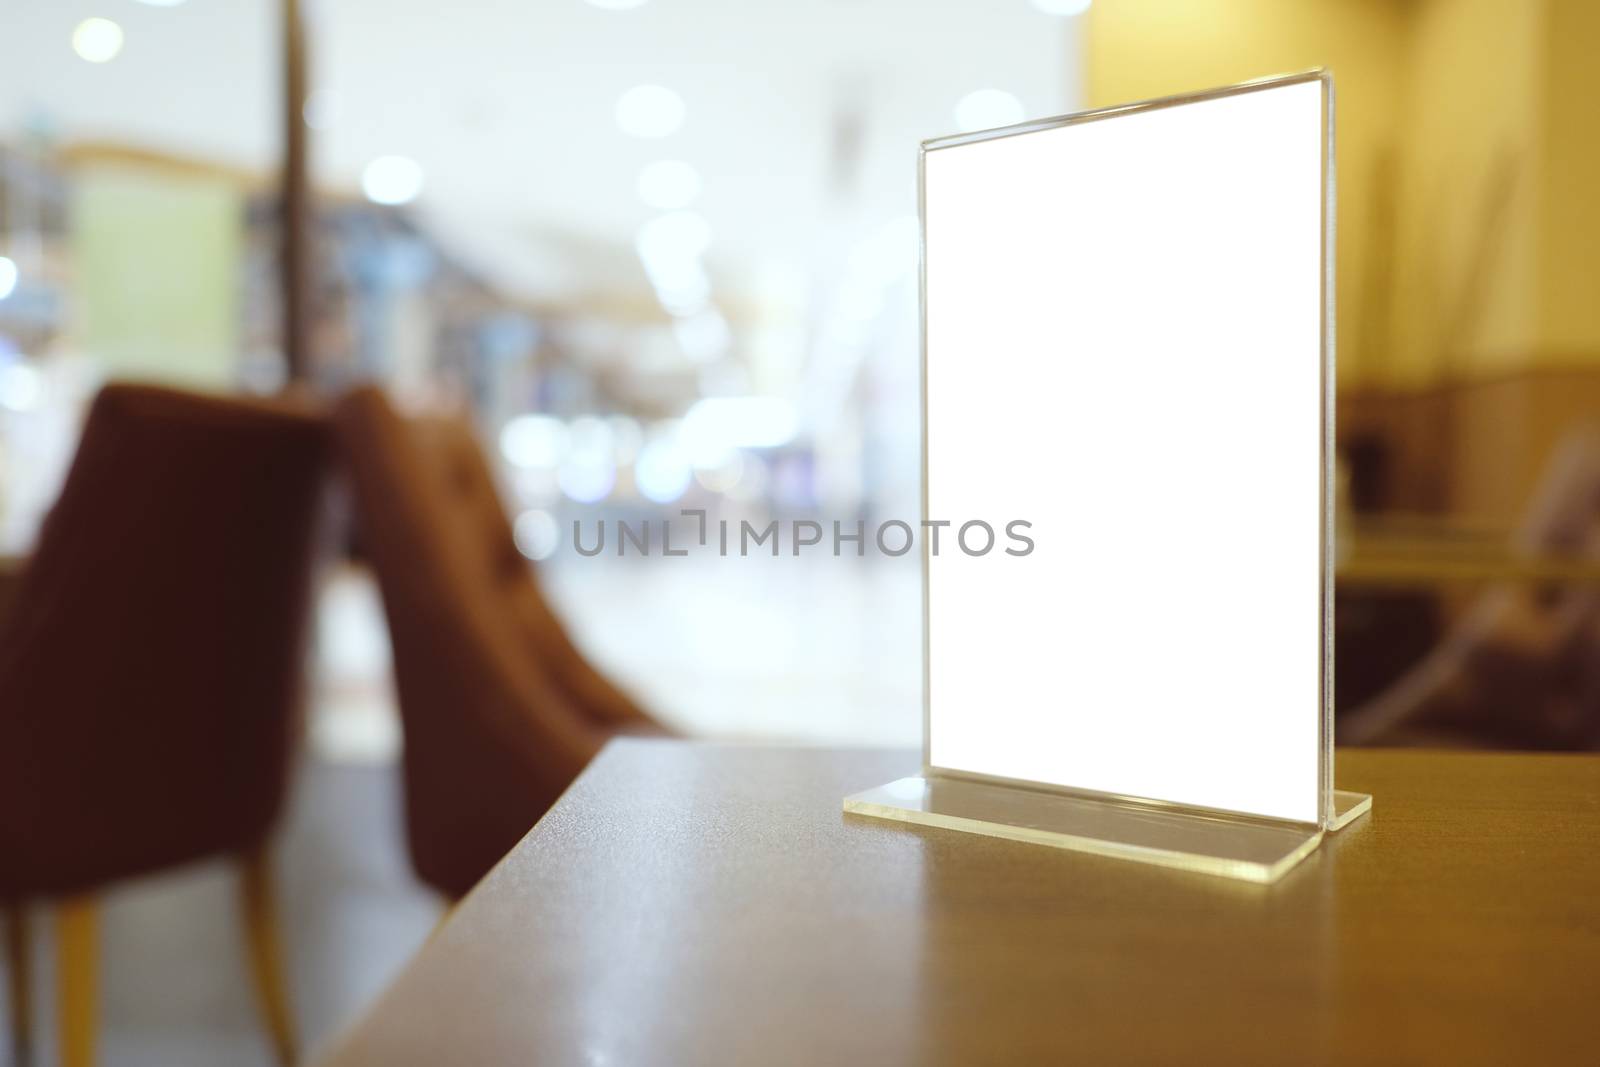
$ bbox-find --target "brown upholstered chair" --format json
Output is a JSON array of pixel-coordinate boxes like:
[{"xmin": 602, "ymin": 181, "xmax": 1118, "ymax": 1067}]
[
  {"xmin": 335, "ymin": 386, "xmax": 666, "ymax": 899},
  {"xmin": 0, "ymin": 384, "xmax": 329, "ymax": 1067}
]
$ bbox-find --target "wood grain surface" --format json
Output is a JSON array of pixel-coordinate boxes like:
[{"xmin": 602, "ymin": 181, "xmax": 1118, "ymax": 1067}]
[{"xmin": 313, "ymin": 740, "xmax": 1600, "ymax": 1066}]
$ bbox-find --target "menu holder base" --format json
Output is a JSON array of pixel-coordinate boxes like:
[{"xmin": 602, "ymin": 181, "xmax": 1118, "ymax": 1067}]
[
  {"xmin": 1329, "ymin": 788, "xmax": 1373, "ymax": 830},
  {"xmin": 844, "ymin": 775, "xmax": 1372, "ymax": 885}
]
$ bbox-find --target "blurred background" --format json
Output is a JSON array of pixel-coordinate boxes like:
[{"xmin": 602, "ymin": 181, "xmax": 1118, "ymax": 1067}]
[{"xmin": 0, "ymin": 0, "xmax": 1597, "ymax": 1063}]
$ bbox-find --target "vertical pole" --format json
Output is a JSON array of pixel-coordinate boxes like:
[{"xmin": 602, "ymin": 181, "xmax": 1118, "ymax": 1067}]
[{"xmin": 281, "ymin": 0, "xmax": 311, "ymax": 385}]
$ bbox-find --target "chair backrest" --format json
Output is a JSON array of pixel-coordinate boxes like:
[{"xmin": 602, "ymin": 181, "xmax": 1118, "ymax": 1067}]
[
  {"xmin": 0, "ymin": 384, "xmax": 330, "ymax": 896},
  {"xmin": 407, "ymin": 414, "xmax": 655, "ymax": 728},
  {"xmin": 335, "ymin": 387, "xmax": 605, "ymax": 896}
]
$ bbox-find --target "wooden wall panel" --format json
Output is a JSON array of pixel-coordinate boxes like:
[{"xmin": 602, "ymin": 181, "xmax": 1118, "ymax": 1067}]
[{"xmin": 1339, "ymin": 365, "xmax": 1600, "ymax": 522}]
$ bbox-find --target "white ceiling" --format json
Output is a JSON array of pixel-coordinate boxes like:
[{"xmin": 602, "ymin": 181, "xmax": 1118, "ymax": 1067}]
[{"xmin": 4, "ymin": 0, "xmax": 1081, "ymax": 304}]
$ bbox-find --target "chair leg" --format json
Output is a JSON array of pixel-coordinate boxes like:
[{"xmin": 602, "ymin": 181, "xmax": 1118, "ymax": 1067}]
[
  {"xmin": 427, "ymin": 894, "xmax": 459, "ymax": 944},
  {"xmin": 5, "ymin": 902, "xmax": 32, "ymax": 1067},
  {"xmin": 237, "ymin": 847, "xmax": 297, "ymax": 1066},
  {"xmin": 55, "ymin": 896, "xmax": 97, "ymax": 1067}
]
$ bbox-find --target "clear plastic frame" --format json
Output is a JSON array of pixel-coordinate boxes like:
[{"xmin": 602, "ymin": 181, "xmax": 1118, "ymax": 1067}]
[{"xmin": 845, "ymin": 71, "xmax": 1370, "ymax": 884}]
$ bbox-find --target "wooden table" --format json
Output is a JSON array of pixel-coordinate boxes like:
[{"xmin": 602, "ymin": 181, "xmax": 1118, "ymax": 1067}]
[{"xmin": 313, "ymin": 741, "xmax": 1600, "ymax": 1066}]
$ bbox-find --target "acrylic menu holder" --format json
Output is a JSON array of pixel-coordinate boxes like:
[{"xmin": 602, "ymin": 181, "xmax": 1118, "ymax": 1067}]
[{"xmin": 844, "ymin": 71, "xmax": 1370, "ymax": 885}]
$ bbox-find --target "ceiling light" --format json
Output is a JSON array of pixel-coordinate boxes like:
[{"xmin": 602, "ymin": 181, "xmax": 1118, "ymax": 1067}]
[
  {"xmin": 501, "ymin": 415, "xmax": 569, "ymax": 469},
  {"xmin": 615, "ymin": 85, "xmax": 685, "ymax": 139},
  {"xmin": 693, "ymin": 450, "xmax": 745, "ymax": 494},
  {"xmin": 0, "ymin": 364, "xmax": 43, "ymax": 412},
  {"xmin": 1031, "ymin": 0, "xmax": 1091, "ymax": 14},
  {"xmin": 637, "ymin": 211, "xmax": 714, "ymax": 315},
  {"xmin": 0, "ymin": 257, "xmax": 17, "ymax": 301},
  {"xmin": 133, "ymin": 0, "xmax": 189, "ymax": 7},
  {"xmin": 637, "ymin": 160, "xmax": 702, "ymax": 210},
  {"xmin": 634, "ymin": 439, "xmax": 693, "ymax": 504},
  {"xmin": 361, "ymin": 156, "xmax": 424, "ymax": 205},
  {"xmin": 681, "ymin": 397, "xmax": 799, "ymax": 453},
  {"xmin": 637, "ymin": 210, "xmax": 712, "ymax": 262},
  {"xmin": 72, "ymin": 18, "xmax": 124, "ymax": 63},
  {"xmin": 673, "ymin": 310, "xmax": 732, "ymax": 363},
  {"xmin": 953, "ymin": 89, "xmax": 1025, "ymax": 133},
  {"xmin": 559, "ymin": 455, "xmax": 617, "ymax": 504},
  {"xmin": 644, "ymin": 264, "xmax": 711, "ymax": 317}
]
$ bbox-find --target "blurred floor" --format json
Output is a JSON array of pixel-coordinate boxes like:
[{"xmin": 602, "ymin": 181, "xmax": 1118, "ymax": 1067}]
[
  {"xmin": 312, "ymin": 554, "xmax": 925, "ymax": 762},
  {"xmin": 1, "ymin": 556, "xmax": 921, "ymax": 1063},
  {"xmin": 548, "ymin": 554, "xmax": 923, "ymax": 746},
  {"xmin": 2, "ymin": 759, "xmax": 441, "ymax": 1067}
]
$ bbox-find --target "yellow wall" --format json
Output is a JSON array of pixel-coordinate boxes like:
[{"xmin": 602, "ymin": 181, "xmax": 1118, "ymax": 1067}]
[
  {"xmin": 1386, "ymin": 0, "xmax": 1542, "ymax": 388},
  {"xmin": 1084, "ymin": 0, "xmax": 1410, "ymax": 388},
  {"xmin": 1084, "ymin": 0, "xmax": 1596, "ymax": 391},
  {"xmin": 1537, "ymin": 0, "xmax": 1600, "ymax": 355}
]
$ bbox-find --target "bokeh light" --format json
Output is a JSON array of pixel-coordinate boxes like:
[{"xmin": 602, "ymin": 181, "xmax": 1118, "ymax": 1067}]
[
  {"xmin": 635, "ymin": 438, "xmax": 694, "ymax": 503},
  {"xmin": 361, "ymin": 156, "xmax": 425, "ymax": 206},
  {"xmin": 953, "ymin": 88, "xmax": 1025, "ymax": 132},
  {"xmin": 500, "ymin": 415, "xmax": 569, "ymax": 469},
  {"xmin": 72, "ymin": 19, "xmax": 124, "ymax": 64},
  {"xmin": 615, "ymin": 85, "xmax": 686, "ymax": 139},
  {"xmin": 512, "ymin": 509, "xmax": 561, "ymax": 561},
  {"xmin": 637, "ymin": 160, "xmax": 702, "ymax": 211},
  {"xmin": 1031, "ymin": 0, "xmax": 1091, "ymax": 15}
]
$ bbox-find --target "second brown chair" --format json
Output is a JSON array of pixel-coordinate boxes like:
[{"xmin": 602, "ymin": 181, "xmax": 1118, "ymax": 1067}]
[{"xmin": 335, "ymin": 387, "xmax": 667, "ymax": 899}]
